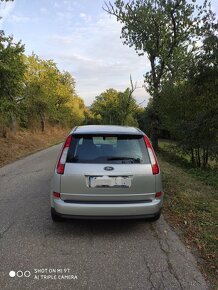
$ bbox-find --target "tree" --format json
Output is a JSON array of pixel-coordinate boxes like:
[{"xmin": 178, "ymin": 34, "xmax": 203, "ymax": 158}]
[
  {"xmin": 21, "ymin": 54, "xmax": 57, "ymax": 131},
  {"xmin": 0, "ymin": 0, "xmax": 14, "ymax": 20},
  {"xmin": 0, "ymin": 31, "xmax": 25, "ymax": 137},
  {"xmin": 158, "ymin": 17, "xmax": 218, "ymax": 167},
  {"xmin": 21, "ymin": 54, "xmax": 86, "ymax": 131},
  {"xmin": 90, "ymin": 86, "xmax": 140, "ymax": 126},
  {"xmin": 104, "ymin": 0, "xmax": 211, "ymax": 150}
]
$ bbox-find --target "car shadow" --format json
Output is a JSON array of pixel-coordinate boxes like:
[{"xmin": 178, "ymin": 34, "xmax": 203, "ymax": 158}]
[{"xmin": 49, "ymin": 217, "xmax": 151, "ymax": 237}]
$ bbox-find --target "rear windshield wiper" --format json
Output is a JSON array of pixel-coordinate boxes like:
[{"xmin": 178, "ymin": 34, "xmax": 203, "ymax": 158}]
[
  {"xmin": 107, "ymin": 157, "xmax": 141, "ymax": 163},
  {"xmin": 69, "ymin": 155, "xmax": 78, "ymax": 162}
]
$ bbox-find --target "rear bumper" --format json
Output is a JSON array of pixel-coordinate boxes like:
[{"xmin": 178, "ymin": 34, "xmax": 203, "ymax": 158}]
[{"xmin": 52, "ymin": 198, "xmax": 163, "ymax": 219}]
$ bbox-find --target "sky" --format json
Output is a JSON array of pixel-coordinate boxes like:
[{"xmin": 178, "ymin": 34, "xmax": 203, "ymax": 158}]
[{"xmin": 0, "ymin": 0, "xmax": 218, "ymax": 106}]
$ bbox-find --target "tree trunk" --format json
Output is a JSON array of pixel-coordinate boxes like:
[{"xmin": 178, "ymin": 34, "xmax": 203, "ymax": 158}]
[
  {"xmin": 2, "ymin": 126, "xmax": 8, "ymax": 138},
  {"xmin": 202, "ymin": 148, "xmax": 206, "ymax": 168},
  {"xmin": 202, "ymin": 147, "xmax": 209, "ymax": 168},
  {"xmin": 197, "ymin": 148, "xmax": 201, "ymax": 167},
  {"xmin": 10, "ymin": 114, "xmax": 17, "ymax": 135},
  {"xmin": 151, "ymin": 125, "xmax": 158, "ymax": 151},
  {"xmin": 40, "ymin": 114, "xmax": 45, "ymax": 132},
  {"xmin": 205, "ymin": 147, "xmax": 209, "ymax": 167},
  {"xmin": 191, "ymin": 149, "xmax": 195, "ymax": 165},
  {"xmin": 1, "ymin": 119, "xmax": 8, "ymax": 138},
  {"xmin": 150, "ymin": 88, "xmax": 160, "ymax": 152},
  {"xmin": 150, "ymin": 101, "xmax": 159, "ymax": 151}
]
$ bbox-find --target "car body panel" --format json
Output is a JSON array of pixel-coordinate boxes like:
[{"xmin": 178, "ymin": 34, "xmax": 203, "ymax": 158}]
[
  {"xmin": 60, "ymin": 163, "xmax": 156, "ymax": 198},
  {"xmin": 70, "ymin": 125, "xmax": 143, "ymax": 135},
  {"xmin": 53, "ymin": 198, "xmax": 163, "ymax": 217},
  {"xmin": 50, "ymin": 172, "xmax": 61, "ymax": 208}
]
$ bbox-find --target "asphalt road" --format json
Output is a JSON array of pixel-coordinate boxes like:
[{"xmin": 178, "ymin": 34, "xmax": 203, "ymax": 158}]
[{"xmin": 0, "ymin": 144, "xmax": 209, "ymax": 290}]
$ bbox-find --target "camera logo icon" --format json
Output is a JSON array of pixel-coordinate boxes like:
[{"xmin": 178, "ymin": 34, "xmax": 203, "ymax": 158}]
[{"xmin": 9, "ymin": 270, "xmax": 31, "ymax": 278}]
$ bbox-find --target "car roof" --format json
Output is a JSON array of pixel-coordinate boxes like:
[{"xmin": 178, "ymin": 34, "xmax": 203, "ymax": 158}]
[{"xmin": 70, "ymin": 125, "xmax": 144, "ymax": 135}]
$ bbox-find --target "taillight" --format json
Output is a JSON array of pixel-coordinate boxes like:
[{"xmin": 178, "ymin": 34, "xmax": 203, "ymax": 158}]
[
  {"xmin": 143, "ymin": 135, "xmax": 160, "ymax": 175},
  {"xmin": 56, "ymin": 134, "xmax": 72, "ymax": 174},
  {"xmin": 155, "ymin": 191, "xmax": 162, "ymax": 198},
  {"xmin": 53, "ymin": 192, "xmax": 61, "ymax": 199}
]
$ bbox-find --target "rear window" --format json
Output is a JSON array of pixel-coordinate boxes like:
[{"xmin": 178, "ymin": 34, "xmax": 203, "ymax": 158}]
[{"xmin": 67, "ymin": 134, "xmax": 150, "ymax": 164}]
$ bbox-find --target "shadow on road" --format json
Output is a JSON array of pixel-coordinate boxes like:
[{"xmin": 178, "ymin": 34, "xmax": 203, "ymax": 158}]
[{"xmin": 48, "ymin": 218, "xmax": 151, "ymax": 237}]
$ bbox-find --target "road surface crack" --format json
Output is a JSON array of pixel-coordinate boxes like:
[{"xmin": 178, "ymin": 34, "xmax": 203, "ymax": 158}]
[
  {"xmin": 0, "ymin": 221, "xmax": 14, "ymax": 239},
  {"xmin": 144, "ymin": 256, "xmax": 166, "ymax": 290},
  {"xmin": 144, "ymin": 256, "xmax": 156, "ymax": 290},
  {"xmin": 150, "ymin": 223, "xmax": 184, "ymax": 290}
]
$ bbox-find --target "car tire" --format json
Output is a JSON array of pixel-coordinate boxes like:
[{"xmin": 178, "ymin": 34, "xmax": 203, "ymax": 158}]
[
  {"xmin": 51, "ymin": 208, "xmax": 63, "ymax": 222},
  {"xmin": 149, "ymin": 211, "xmax": 161, "ymax": 222}
]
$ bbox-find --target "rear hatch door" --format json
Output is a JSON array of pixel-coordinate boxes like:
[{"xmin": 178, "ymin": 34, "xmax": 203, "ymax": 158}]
[{"xmin": 61, "ymin": 134, "xmax": 156, "ymax": 201}]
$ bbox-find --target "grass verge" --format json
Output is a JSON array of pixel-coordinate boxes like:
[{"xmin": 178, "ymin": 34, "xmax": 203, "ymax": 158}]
[
  {"xmin": 158, "ymin": 153, "xmax": 218, "ymax": 289},
  {"xmin": 0, "ymin": 126, "xmax": 69, "ymax": 167},
  {"xmin": 159, "ymin": 139, "xmax": 218, "ymax": 189}
]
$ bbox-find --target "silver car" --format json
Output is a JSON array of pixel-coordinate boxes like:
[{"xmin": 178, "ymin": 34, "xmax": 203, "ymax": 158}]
[{"xmin": 50, "ymin": 125, "xmax": 163, "ymax": 221}]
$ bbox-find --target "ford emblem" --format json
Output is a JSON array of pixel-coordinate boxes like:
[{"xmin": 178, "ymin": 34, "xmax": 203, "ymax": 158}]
[{"xmin": 104, "ymin": 166, "xmax": 114, "ymax": 171}]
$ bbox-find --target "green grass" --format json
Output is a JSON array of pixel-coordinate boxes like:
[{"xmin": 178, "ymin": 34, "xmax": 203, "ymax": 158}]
[
  {"xmin": 158, "ymin": 149, "xmax": 218, "ymax": 288},
  {"xmin": 159, "ymin": 139, "xmax": 218, "ymax": 189}
]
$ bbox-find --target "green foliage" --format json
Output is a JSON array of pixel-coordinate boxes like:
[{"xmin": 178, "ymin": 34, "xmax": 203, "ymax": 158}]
[
  {"xmin": 104, "ymin": 0, "xmax": 213, "ymax": 149},
  {"xmin": 105, "ymin": 0, "xmax": 211, "ymax": 93},
  {"xmin": 0, "ymin": 31, "xmax": 26, "ymax": 136},
  {"xmin": 0, "ymin": 33, "xmax": 86, "ymax": 135},
  {"xmin": 88, "ymin": 87, "xmax": 142, "ymax": 126},
  {"xmin": 20, "ymin": 54, "xmax": 86, "ymax": 131},
  {"xmin": 158, "ymin": 17, "xmax": 218, "ymax": 168}
]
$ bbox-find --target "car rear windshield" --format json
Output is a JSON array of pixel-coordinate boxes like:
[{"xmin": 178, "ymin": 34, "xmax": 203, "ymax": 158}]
[{"xmin": 67, "ymin": 134, "xmax": 150, "ymax": 164}]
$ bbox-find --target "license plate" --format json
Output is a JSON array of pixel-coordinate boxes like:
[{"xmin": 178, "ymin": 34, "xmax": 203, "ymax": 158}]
[{"xmin": 89, "ymin": 176, "xmax": 131, "ymax": 188}]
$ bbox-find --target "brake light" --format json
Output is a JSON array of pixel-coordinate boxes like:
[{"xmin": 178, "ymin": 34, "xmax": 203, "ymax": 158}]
[
  {"xmin": 155, "ymin": 191, "xmax": 162, "ymax": 198},
  {"xmin": 143, "ymin": 135, "xmax": 160, "ymax": 175},
  {"xmin": 53, "ymin": 192, "xmax": 60, "ymax": 199},
  {"xmin": 56, "ymin": 134, "xmax": 72, "ymax": 174}
]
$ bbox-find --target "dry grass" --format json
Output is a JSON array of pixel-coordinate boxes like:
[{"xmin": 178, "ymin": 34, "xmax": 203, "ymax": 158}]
[{"xmin": 0, "ymin": 126, "xmax": 70, "ymax": 167}]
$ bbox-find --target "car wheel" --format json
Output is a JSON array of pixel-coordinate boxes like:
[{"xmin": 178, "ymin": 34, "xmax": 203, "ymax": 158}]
[
  {"xmin": 149, "ymin": 211, "xmax": 161, "ymax": 222},
  {"xmin": 51, "ymin": 208, "xmax": 63, "ymax": 222}
]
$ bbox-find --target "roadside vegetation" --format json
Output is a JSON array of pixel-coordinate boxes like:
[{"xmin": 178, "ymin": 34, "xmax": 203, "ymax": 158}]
[
  {"xmin": 159, "ymin": 139, "xmax": 218, "ymax": 189},
  {"xmin": 105, "ymin": 0, "xmax": 218, "ymax": 168},
  {"xmin": 85, "ymin": 81, "xmax": 145, "ymax": 127},
  {"xmin": 0, "ymin": 32, "xmax": 86, "ymax": 139},
  {"xmin": 158, "ymin": 140, "xmax": 218, "ymax": 288},
  {"xmin": 0, "ymin": 30, "xmax": 87, "ymax": 166},
  {"xmin": 0, "ymin": 126, "xmax": 69, "ymax": 167},
  {"xmin": 0, "ymin": 10, "xmax": 87, "ymax": 165}
]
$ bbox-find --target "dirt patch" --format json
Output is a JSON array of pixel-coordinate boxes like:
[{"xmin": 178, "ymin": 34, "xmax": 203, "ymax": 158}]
[{"xmin": 0, "ymin": 126, "xmax": 70, "ymax": 167}]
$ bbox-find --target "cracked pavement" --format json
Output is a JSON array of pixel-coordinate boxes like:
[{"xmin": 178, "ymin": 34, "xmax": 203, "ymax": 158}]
[{"xmin": 0, "ymin": 144, "xmax": 209, "ymax": 290}]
